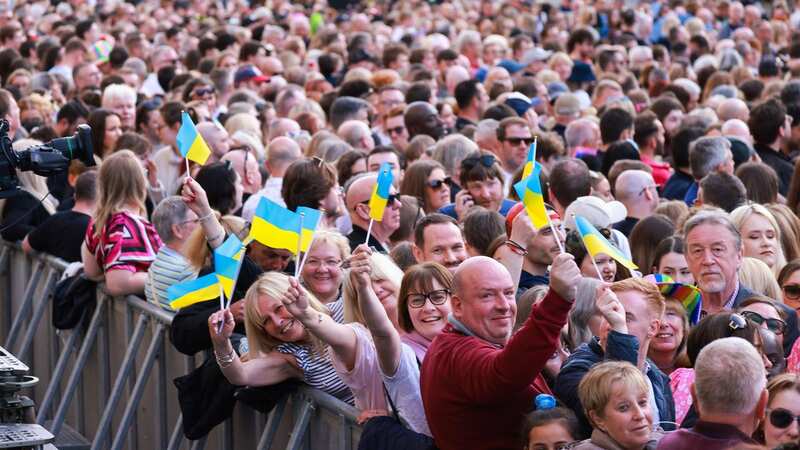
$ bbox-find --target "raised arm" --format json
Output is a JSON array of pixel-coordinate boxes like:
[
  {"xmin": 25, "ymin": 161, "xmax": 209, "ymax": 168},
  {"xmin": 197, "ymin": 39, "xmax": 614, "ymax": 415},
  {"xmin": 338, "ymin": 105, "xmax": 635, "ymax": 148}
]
[
  {"xmin": 181, "ymin": 177, "xmax": 226, "ymax": 249},
  {"xmin": 350, "ymin": 245, "xmax": 403, "ymax": 376},
  {"xmin": 208, "ymin": 309, "xmax": 302, "ymax": 386},
  {"xmin": 494, "ymin": 210, "xmax": 536, "ymax": 290},
  {"xmin": 280, "ymin": 277, "xmax": 360, "ymax": 371}
]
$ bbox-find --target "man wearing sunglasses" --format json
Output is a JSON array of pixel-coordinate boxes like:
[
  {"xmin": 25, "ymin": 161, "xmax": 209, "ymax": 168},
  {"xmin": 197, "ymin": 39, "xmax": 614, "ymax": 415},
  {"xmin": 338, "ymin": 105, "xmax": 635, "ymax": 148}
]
[
  {"xmin": 495, "ymin": 117, "xmax": 534, "ymax": 189},
  {"xmin": 657, "ymin": 337, "xmax": 766, "ymax": 450},
  {"xmin": 344, "ymin": 173, "xmax": 401, "ymax": 252},
  {"xmin": 440, "ymin": 151, "xmax": 516, "ymax": 222}
]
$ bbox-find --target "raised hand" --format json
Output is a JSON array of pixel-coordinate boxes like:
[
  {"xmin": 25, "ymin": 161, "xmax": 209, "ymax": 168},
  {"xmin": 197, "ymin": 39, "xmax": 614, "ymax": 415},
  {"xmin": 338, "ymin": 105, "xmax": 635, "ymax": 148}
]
[
  {"xmin": 596, "ymin": 286, "xmax": 628, "ymax": 334},
  {"xmin": 454, "ymin": 189, "xmax": 475, "ymax": 221},
  {"xmin": 208, "ymin": 309, "xmax": 235, "ymax": 346},
  {"xmin": 549, "ymin": 253, "xmax": 581, "ymax": 301},
  {"xmin": 347, "ymin": 245, "xmax": 373, "ymax": 289},
  {"xmin": 280, "ymin": 277, "xmax": 311, "ymax": 321},
  {"xmin": 181, "ymin": 176, "xmax": 212, "ymax": 218},
  {"xmin": 509, "ymin": 208, "xmax": 535, "ymax": 248}
]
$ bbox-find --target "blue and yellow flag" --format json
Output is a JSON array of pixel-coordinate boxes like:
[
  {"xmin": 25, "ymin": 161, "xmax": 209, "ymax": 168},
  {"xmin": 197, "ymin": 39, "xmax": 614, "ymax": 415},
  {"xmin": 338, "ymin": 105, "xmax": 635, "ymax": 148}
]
[
  {"xmin": 575, "ymin": 215, "xmax": 638, "ymax": 271},
  {"xmin": 214, "ymin": 234, "xmax": 245, "ymax": 298},
  {"xmin": 249, "ymin": 197, "xmax": 302, "ymax": 254},
  {"xmin": 369, "ymin": 162, "xmax": 394, "ymax": 221},
  {"xmin": 521, "ymin": 137, "xmax": 538, "ymax": 180},
  {"xmin": 513, "ymin": 163, "xmax": 548, "ymax": 230},
  {"xmin": 176, "ymin": 111, "xmax": 211, "ymax": 165},
  {"xmin": 167, "ymin": 273, "xmax": 220, "ymax": 309},
  {"xmin": 296, "ymin": 206, "xmax": 322, "ymax": 252}
]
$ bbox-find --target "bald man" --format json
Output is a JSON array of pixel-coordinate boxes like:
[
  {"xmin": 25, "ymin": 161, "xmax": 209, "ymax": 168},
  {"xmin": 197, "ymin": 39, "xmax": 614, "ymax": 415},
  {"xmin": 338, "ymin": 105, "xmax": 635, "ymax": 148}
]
[
  {"xmin": 267, "ymin": 118, "xmax": 301, "ymax": 142},
  {"xmin": 241, "ymin": 137, "xmax": 302, "ymax": 220},
  {"xmin": 716, "ymin": 98, "xmax": 749, "ymax": 122},
  {"xmin": 613, "ymin": 170, "xmax": 659, "ymax": 237},
  {"xmin": 721, "ymin": 119, "xmax": 753, "ymax": 145},
  {"xmin": 345, "ymin": 174, "xmax": 401, "ymax": 251},
  {"xmin": 405, "ymin": 101, "xmax": 447, "ymax": 140},
  {"xmin": 338, "ymin": 120, "xmax": 375, "ymax": 152},
  {"xmin": 196, "ymin": 122, "xmax": 231, "ymax": 161},
  {"xmin": 421, "ymin": 254, "xmax": 581, "ymax": 450},
  {"xmin": 221, "ymin": 149, "xmax": 262, "ymax": 211}
]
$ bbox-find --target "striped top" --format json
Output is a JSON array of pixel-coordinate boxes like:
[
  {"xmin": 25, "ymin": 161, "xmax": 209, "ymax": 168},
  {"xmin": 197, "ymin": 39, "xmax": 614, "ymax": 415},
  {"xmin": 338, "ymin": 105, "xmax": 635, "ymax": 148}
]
[
  {"xmin": 85, "ymin": 212, "xmax": 163, "ymax": 273},
  {"xmin": 276, "ymin": 298, "xmax": 353, "ymax": 404},
  {"xmin": 145, "ymin": 246, "xmax": 197, "ymax": 311}
]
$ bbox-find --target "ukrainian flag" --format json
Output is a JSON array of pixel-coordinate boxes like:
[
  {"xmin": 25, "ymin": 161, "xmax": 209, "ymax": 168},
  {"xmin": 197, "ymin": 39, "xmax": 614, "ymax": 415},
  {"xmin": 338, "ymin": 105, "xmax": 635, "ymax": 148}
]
[
  {"xmin": 297, "ymin": 206, "xmax": 322, "ymax": 253},
  {"xmin": 575, "ymin": 215, "xmax": 638, "ymax": 271},
  {"xmin": 521, "ymin": 137, "xmax": 538, "ymax": 180},
  {"xmin": 217, "ymin": 233, "xmax": 245, "ymax": 261},
  {"xmin": 513, "ymin": 163, "xmax": 549, "ymax": 230},
  {"xmin": 167, "ymin": 273, "xmax": 220, "ymax": 309},
  {"xmin": 176, "ymin": 111, "xmax": 211, "ymax": 165},
  {"xmin": 249, "ymin": 197, "xmax": 302, "ymax": 254},
  {"xmin": 215, "ymin": 234, "xmax": 245, "ymax": 298},
  {"xmin": 369, "ymin": 162, "xmax": 394, "ymax": 221}
]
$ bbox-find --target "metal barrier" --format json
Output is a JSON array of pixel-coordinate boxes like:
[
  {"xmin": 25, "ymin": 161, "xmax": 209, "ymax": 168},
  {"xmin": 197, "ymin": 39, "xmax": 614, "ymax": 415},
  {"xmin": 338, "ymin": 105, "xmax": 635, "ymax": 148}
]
[{"xmin": 0, "ymin": 241, "xmax": 363, "ymax": 449}]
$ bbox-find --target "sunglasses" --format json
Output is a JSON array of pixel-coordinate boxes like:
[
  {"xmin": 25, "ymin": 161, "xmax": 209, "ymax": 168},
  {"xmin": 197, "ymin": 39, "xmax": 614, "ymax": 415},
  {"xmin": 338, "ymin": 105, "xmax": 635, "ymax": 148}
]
[
  {"xmin": 782, "ymin": 284, "xmax": 800, "ymax": 300},
  {"xmin": 769, "ymin": 408, "xmax": 800, "ymax": 429},
  {"xmin": 387, "ymin": 126, "xmax": 405, "ymax": 136},
  {"xmin": 193, "ymin": 87, "xmax": 215, "ymax": 97},
  {"xmin": 504, "ymin": 137, "xmax": 534, "ymax": 146},
  {"xmin": 406, "ymin": 289, "xmax": 450, "ymax": 308},
  {"xmin": 462, "ymin": 154, "xmax": 496, "ymax": 170},
  {"xmin": 740, "ymin": 311, "xmax": 787, "ymax": 335},
  {"xmin": 360, "ymin": 193, "xmax": 401, "ymax": 207},
  {"xmin": 428, "ymin": 177, "xmax": 451, "ymax": 190}
]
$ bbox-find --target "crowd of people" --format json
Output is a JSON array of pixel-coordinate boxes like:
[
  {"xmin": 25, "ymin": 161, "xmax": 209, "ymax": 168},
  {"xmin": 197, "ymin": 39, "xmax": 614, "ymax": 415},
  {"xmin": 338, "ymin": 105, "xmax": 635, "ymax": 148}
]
[{"xmin": 4, "ymin": 0, "xmax": 800, "ymax": 449}]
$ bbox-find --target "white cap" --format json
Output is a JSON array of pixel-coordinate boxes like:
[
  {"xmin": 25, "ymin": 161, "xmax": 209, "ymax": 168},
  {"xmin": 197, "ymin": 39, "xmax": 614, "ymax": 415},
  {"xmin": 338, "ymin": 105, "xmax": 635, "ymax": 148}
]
[{"xmin": 564, "ymin": 196, "xmax": 627, "ymax": 230}]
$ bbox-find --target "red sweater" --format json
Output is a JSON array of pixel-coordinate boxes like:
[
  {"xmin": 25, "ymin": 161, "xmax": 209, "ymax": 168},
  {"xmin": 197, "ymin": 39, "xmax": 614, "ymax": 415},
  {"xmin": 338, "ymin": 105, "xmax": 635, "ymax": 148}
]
[{"xmin": 420, "ymin": 290, "xmax": 572, "ymax": 450}]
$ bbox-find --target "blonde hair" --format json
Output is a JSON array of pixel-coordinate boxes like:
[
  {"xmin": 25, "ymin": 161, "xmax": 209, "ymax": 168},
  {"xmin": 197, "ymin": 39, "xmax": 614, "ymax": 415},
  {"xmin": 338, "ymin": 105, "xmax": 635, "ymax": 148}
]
[
  {"xmin": 731, "ymin": 203, "xmax": 787, "ymax": 275},
  {"xmin": 243, "ymin": 272, "xmax": 330, "ymax": 356},
  {"xmin": 739, "ymin": 257, "xmax": 783, "ymax": 301},
  {"xmin": 609, "ymin": 277, "xmax": 666, "ymax": 318},
  {"xmin": 93, "ymin": 150, "xmax": 147, "ymax": 237},
  {"xmin": 578, "ymin": 361, "xmax": 649, "ymax": 427},
  {"xmin": 342, "ymin": 252, "xmax": 403, "ymax": 325},
  {"xmin": 184, "ymin": 214, "xmax": 246, "ymax": 270}
]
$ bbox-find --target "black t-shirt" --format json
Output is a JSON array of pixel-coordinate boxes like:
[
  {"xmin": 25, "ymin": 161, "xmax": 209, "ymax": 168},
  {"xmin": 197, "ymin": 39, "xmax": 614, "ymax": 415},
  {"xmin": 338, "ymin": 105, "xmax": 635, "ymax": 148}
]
[
  {"xmin": 0, "ymin": 190, "xmax": 52, "ymax": 242},
  {"xmin": 26, "ymin": 210, "xmax": 90, "ymax": 262}
]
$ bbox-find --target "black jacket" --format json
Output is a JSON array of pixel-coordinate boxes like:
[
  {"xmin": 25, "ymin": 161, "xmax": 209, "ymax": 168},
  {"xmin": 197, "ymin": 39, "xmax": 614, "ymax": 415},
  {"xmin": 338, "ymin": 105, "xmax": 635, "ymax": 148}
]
[{"xmin": 754, "ymin": 142, "xmax": 793, "ymax": 196}]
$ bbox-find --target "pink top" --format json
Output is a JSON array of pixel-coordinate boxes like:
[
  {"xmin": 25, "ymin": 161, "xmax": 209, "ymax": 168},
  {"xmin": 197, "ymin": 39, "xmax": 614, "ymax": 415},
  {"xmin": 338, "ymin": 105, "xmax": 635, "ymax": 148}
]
[
  {"xmin": 401, "ymin": 331, "xmax": 432, "ymax": 363},
  {"xmin": 787, "ymin": 338, "xmax": 800, "ymax": 374},
  {"xmin": 640, "ymin": 154, "xmax": 673, "ymax": 187},
  {"xmin": 669, "ymin": 367, "xmax": 695, "ymax": 425},
  {"xmin": 85, "ymin": 212, "xmax": 162, "ymax": 273},
  {"xmin": 330, "ymin": 323, "xmax": 388, "ymax": 412}
]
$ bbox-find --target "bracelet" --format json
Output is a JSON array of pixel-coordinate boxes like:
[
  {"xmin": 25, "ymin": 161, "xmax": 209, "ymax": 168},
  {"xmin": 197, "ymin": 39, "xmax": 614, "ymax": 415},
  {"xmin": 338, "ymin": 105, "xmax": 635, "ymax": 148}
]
[
  {"xmin": 198, "ymin": 211, "xmax": 215, "ymax": 222},
  {"xmin": 215, "ymin": 349, "xmax": 235, "ymax": 368},
  {"xmin": 504, "ymin": 239, "xmax": 528, "ymax": 256},
  {"xmin": 207, "ymin": 231, "xmax": 224, "ymax": 244}
]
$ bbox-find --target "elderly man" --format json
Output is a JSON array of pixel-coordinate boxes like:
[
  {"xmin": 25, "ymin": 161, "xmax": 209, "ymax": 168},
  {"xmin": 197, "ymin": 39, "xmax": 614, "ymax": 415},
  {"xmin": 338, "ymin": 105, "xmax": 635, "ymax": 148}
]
[
  {"xmin": 716, "ymin": 97, "xmax": 749, "ymax": 122},
  {"xmin": 405, "ymin": 101, "xmax": 447, "ymax": 140},
  {"xmin": 102, "ymin": 83, "xmax": 137, "ymax": 131},
  {"xmin": 613, "ymin": 170, "xmax": 659, "ymax": 236},
  {"xmin": 421, "ymin": 253, "xmax": 581, "ymax": 450},
  {"xmin": 196, "ymin": 121, "xmax": 231, "ymax": 161},
  {"xmin": 338, "ymin": 120, "xmax": 375, "ymax": 152},
  {"xmin": 685, "ymin": 136, "xmax": 735, "ymax": 206},
  {"xmin": 242, "ymin": 137, "xmax": 302, "ymax": 219},
  {"xmin": 221, "ymin": 148, "xmax": 261, "ymax": 211},
  {"xmin": 656, "ymin": 338, "xmax": 766, "ymax": 449},
  {"xmin": 683, "ymin": 210, "xmax": 798, "ymax": 353},
  {"xmin": 555, "ymin": 278, "xmax": 674, "ymax": 438},
  {"xmin": 344, "ymin": 173, "xmax": 401, "ymax": 252},
  {"xmin": 412, "ymin": 213, "xmax": 467, "ymax": 273}
]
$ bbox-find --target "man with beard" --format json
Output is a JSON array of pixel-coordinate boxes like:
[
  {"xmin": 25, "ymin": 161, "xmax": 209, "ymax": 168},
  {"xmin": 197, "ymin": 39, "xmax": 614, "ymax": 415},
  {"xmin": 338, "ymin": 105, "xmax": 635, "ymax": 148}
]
[
  {"xmin": 440, "ymin": 151, "xmax": 517, "ymax": 221},
  {"xmin": 404, "ymin": 101, "xmax": 447, "ymax": 141},
  {"xmin": 633, "ymin": 111, "xmax": 671, "ymax": 187},
  {"xmin": 504, "ymin": 203, "xmax": 565, "ymax": 293},
  {"xmin": 412, "ymin": 213, "xmax": 468, "ymax": 273}
]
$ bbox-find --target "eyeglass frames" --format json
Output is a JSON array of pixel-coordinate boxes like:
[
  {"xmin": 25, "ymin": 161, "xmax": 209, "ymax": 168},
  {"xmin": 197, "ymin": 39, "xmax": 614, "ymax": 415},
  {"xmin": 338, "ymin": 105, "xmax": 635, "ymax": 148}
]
[
  {"xmin": 427, "ymin": 177, "xmax": 451, "ymax": 190},
  {"xmin": 406, "ymin": 289, "xmax": 450, "ymax": 308}
]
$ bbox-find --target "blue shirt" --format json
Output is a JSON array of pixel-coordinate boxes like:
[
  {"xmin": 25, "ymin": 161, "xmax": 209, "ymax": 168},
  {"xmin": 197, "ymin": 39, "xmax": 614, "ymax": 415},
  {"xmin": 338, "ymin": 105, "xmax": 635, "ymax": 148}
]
[{"xmin": 439, "ymin": 198, "xmax": 517, "ymax": 220}]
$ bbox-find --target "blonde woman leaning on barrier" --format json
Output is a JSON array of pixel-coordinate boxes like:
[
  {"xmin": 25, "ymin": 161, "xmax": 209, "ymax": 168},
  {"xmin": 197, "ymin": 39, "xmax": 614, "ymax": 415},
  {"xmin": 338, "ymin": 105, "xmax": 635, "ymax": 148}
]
[{"xmin": 208, "ymin": 273, "xmax": 354, "ymax": 404}]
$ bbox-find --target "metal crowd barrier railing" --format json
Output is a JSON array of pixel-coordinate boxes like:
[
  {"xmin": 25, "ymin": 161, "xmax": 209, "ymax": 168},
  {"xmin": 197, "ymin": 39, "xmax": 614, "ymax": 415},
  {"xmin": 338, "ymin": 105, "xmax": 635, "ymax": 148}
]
[{"xmin": 0, "ymin": 241, "xmax": 363, "ymax": 450}]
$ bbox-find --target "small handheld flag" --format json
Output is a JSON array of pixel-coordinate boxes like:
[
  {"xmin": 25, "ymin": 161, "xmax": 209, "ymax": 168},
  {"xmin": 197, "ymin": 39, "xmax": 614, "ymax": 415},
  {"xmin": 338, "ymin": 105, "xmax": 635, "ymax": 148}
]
[
  {"xmin": 168, "ymin": 273, "xmax": 220, "ymax": 309},
  {"xmin": 575, "ymin": 215, "xmax": 638, "ymax": 272},
  {"xmin": 368, "ymin": 163, "xmax": 394, "ymax": 222},
  {"xmin": 521, "ymin": 137, "xmax": 538, "ymax": 180},
  {"xmin": 215, "ymin": 234, "xmax": 245, "ymax": 299},
  {"xmin": 296, "ymin": 206, "xmax": 322, "ymax": 253},
  {"xmin": 249, "ymin": 197, "xmax": 302, "ymax": 254},
  {"xmin": 513, "ymin": 163, "xmax": 548, "ymax": 230},
  {"xmin": 176, "ymin": 111, "xmax": 211, "ymax": 165}
]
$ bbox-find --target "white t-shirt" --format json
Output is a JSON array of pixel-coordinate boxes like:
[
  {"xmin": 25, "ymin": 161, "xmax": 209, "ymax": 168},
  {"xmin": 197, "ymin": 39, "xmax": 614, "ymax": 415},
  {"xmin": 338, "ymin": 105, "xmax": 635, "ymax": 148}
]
[{"xmin": 383, "ymin": 343, "xmax": 431, "ymax": 437}]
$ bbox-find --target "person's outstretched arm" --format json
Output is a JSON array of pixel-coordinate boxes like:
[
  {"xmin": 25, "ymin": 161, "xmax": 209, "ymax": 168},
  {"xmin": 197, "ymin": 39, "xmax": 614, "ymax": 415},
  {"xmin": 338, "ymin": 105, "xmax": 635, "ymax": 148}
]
[{"xmin": 181, "ymin": 177, "xmax": 226, "ymax": 250}]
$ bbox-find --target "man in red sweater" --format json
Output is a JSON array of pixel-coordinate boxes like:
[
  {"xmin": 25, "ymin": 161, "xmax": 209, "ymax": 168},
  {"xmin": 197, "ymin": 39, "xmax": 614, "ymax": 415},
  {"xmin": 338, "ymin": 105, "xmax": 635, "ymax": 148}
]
[{"xmin": 420, "ymin": 253, "xmax": 581, "ymax": 450}]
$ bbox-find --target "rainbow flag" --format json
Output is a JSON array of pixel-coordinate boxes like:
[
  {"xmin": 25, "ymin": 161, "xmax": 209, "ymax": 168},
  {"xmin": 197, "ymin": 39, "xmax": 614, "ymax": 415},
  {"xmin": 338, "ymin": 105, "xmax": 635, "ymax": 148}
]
[
  {"xmin": 521, "ymin": 137, "xmax": 538, "ymax": 180},
  {"xmin": 650, "ymin": 273, "xmax": 703, "ymax": 325},
  {"xmin": 93, "ymin": 40, "xmax": 113, "ymax": 63},
  {"xmin": 176, "ymin": 111, "xmax": 211, "ymax": 165},
  {"xmin": 575, "ymin": 215, "xmax": 638, "ymax": 271},
  {"xmin": 513, "ymin": 163, "xmax": 548, "ymax": 230},
  {"xmin": 214, "ymin": 234, "xmax": 245, "ymax": 298},
  {"xmin": 296, "ymin": 206, "xmax": 322, "ymax": 252},
  {"xmin": 249, "ymin": 197, "xmax": 302, "ymax": 254},
  {"xmin": 369, "ymin": 162, "xmax": 394, "ymax": 221},
  {"xmin": 167, "ymin": 273, "xmax": 220, "ymax": 309}
]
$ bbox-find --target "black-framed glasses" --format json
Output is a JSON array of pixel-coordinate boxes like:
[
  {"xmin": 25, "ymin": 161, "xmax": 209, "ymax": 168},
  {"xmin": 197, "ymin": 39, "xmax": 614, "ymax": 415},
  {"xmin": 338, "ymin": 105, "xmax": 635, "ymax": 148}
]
[
  {"xmin": 462, "ymin": 154, "xmax": 496, "ymax": 170},
  {"xmin": 427, "ymin": 177, "xmax": 451, "ymax": 190},
  {"xmin": 740, "ymin": 311, "xmax": 787, "ymax": 335},
  {"xmin": 504, "ymin": 137, "xmax": 534, "ymax": 146},
  {"xmin": 728, "ymin": 313, "xmax": 748, "ymax": 332},
  {"xmin": 407, "ymin": 289, "xmax": 450, "ymax": 308},
  {"xmin": 768, "ymin": 408, "xmax": 800, "ymax": 429},
  {"xmin": 783, "ymin": 284, "xmax": 800, "ymax": 300}
]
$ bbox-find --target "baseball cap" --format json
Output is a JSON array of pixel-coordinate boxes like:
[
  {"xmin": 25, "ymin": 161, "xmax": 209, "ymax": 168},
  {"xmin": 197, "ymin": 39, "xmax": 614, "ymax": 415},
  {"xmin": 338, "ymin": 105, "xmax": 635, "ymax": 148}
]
[
  {"xmin": 505, "ymin": 92, "xmax": 535, "ymax": 116},
  {"xmin": 521, "ymin": 47, "xmax": 553, "ymax": 66},
  {"xmin": 567, "ymin": 61, "xmax": 597, "ymax": 83},
  {"xmin": 547, "ymin": 82, "xmax": 569, "ymax": 102},
  {"xmin": 234, "ymin": 65, "xmax": 270, "ymax": 85},
  {"xmin": 564, "ymin": 196, "xmax": 627, "ymax": 230},
  {"xmin": 554, "ymin": 93, "xmax": 581, "ymax": 117}
]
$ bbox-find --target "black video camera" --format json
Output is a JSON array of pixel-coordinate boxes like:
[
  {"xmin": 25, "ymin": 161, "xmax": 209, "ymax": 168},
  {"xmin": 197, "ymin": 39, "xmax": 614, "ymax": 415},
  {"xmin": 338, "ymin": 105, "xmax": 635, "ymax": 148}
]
[{"xmin": 0, "ymin": 119, "xmax": 94, "ymax": 199}]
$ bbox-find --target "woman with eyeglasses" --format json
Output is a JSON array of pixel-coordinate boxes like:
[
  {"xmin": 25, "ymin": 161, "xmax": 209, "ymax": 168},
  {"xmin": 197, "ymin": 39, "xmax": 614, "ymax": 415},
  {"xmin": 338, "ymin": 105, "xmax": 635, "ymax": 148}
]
[
  {"xmin": 757, "ymin": 374, "xmax": 800, "ymax": 447},
  {"xmin": 299, "ymin": 230, "xmax": 350, "ymax": 305},
  {"xmin": 669, "ymin": 312, "xmax": 772, "ymax": 427},
  {"xmin": 401, "ymin": 159, "xmax": 452, "ymax": 214},
  {"xmin": 565, "ymin": 229, "xmax": 623, "ymax": 283}
]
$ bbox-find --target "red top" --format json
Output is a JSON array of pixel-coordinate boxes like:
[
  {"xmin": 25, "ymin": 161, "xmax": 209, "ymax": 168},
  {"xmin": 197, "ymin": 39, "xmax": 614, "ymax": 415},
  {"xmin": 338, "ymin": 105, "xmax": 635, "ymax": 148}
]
[
  {"xmin": 420, "ymin": 290, "xmax": 572, "ymax": 450},
  {"xmin": 641, "ymin": 155, "xmax": 673, "ymax": 187},
  {"xmin": 85, "ymin": 211, "xmax": 163, "ymax": 273}
]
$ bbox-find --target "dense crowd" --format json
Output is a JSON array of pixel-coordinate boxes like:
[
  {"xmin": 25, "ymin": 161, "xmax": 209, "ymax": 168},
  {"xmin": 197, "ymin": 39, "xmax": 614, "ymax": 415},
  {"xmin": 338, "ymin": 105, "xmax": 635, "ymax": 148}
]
[{"xmin": 4, "ymin": 0, "xmax": 800, "ymax": 449}]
